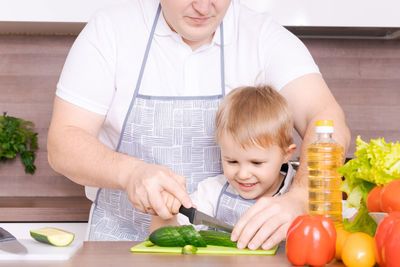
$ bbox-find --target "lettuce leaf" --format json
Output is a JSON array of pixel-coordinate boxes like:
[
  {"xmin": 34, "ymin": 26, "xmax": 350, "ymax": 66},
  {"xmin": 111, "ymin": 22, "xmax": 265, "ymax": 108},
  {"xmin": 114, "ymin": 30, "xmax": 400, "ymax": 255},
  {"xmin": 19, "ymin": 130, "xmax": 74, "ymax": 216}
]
[
  {"xmin": 343, "ymin": 205, "xmax": 377, "ymax": 237},
  {"xmin": 341, "ymin": 178, "xmax": 375, "ymax": 210},
  {"xmin": 339, "ymin": 136, "xmax": 400, "ymax": 235},
  {"xmin": 339, "ymin": 136, "xmax": 400, "ymax": 208}
]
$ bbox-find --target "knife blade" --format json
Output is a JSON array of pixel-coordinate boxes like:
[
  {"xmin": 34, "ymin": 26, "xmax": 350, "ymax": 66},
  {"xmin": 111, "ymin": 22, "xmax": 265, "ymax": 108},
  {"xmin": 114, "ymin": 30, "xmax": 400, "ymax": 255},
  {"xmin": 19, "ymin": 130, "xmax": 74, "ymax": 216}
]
[
  {"xmin": 179, "ymin": 206, "xmax": 234, "ymax": 233},
  {"xmin": 0, "ymin": 227, "xmax": 28, "ymax": 255}
]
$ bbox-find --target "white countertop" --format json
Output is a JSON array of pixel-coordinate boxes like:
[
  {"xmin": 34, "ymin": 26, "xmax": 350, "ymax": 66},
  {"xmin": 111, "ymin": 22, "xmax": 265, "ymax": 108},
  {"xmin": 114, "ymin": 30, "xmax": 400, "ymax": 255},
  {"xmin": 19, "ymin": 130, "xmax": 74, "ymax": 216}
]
[
  {"xmin": 0, "ymin": 223, "xmax": 87, "ymax": 261},
  {"xmin": 0, "ymin": 222, "xmax": 87, "ymax": 240}
]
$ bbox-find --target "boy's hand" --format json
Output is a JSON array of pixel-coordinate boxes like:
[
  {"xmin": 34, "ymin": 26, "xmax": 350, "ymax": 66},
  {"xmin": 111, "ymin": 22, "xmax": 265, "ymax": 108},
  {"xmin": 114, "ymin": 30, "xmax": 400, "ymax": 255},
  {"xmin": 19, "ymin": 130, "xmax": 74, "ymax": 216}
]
[{"xmin": 230, "ymin": 189, "xmax": 306, "ymax": 250}]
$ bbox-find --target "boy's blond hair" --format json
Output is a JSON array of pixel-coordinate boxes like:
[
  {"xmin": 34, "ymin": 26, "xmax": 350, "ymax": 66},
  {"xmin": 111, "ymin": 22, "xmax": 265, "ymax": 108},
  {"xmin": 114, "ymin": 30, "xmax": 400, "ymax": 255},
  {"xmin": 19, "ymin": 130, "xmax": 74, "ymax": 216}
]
[{"xmin": 215, "ymin": 85, "xmax": 294, "ymax": 151}]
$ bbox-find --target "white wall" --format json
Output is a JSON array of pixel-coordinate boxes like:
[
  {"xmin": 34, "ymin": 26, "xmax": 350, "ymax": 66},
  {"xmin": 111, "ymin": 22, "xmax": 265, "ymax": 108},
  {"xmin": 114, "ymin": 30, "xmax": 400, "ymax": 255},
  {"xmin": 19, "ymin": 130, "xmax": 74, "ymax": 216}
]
[
  {"xmin": 0, "ymin": 0, "xmax": 123, "ymax": 23},
  {"xmin": 0, "ymin": 0, "xmax": 399, "ymax": 34},
  {"xmin": 241, "ymin": 0, "xmax": 400, "ymax": 27}
]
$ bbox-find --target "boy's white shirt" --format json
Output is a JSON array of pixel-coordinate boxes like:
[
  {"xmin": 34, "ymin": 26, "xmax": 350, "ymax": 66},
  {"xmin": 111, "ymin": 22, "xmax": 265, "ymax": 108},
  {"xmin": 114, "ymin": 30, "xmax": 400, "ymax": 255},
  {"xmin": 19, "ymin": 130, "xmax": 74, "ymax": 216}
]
[
  {"xmin": 177, "ymin": 164, "xmax": 296, "ymax": 230},
  {"xmin": 177, "ymin": 174, "xmax": 227, "ymax": 230}
]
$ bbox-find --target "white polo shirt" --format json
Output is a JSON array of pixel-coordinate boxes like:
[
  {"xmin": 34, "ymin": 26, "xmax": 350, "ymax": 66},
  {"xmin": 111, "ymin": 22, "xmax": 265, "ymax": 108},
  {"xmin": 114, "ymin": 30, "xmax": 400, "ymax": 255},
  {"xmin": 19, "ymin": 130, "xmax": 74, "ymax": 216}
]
[{"xmin": 57, "ymin": 0, "xmax": 319, "ymax": 151}]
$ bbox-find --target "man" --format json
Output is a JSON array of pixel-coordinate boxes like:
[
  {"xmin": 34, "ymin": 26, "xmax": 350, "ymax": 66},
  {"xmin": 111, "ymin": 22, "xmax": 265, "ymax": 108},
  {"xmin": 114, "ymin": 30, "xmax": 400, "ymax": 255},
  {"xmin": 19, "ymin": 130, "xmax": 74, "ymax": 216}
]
[{"xmin": 47, "ymin": 0, "xmax": 350, "ymax": 249}]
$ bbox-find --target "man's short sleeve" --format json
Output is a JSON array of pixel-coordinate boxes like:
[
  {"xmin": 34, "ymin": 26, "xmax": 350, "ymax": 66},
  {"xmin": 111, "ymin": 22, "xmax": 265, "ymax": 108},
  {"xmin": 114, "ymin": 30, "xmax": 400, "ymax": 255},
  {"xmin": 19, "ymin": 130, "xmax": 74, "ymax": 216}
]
[
  {"xmin": 56, "ymin": 10, "xmax": 117, "ymax": 115},
  {"xmin": 260, "ymin": 19, "xmax": 320, "ymax": 91}
]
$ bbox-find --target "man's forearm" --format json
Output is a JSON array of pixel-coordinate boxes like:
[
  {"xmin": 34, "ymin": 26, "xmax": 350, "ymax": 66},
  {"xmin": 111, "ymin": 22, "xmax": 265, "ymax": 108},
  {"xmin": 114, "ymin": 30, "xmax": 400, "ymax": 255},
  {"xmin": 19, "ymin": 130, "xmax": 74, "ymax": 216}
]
[{"xmin": 47, "ymin": 125, "xmax": 137, "ymax": 190}]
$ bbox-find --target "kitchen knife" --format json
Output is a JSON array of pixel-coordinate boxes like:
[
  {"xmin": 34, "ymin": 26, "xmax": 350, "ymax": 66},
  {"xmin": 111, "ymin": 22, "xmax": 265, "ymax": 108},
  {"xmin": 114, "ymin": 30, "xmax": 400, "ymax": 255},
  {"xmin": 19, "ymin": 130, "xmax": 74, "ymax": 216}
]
[
  {"xmin": 0, "ymin": 227, "xmax": 28, "ymax": 255},
  {"xmin": 179, "ymin": 206, "xmax": 234, "ymax": 233}
]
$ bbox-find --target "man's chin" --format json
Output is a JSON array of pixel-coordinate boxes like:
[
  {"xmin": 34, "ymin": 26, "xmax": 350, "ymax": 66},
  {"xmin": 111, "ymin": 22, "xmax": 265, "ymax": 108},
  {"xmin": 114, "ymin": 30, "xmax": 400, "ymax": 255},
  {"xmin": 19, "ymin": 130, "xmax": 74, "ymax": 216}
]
[{"xmin": 181, "ymin": 27, "xmax": 217, "ymax": 42}]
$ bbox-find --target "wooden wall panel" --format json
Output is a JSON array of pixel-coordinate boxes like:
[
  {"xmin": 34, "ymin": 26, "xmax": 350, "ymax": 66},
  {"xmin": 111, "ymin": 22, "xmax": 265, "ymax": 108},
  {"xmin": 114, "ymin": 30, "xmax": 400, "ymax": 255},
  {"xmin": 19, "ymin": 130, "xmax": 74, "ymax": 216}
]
[
  {"xmin": 0, "ymin": 35, "xmax": 399, "ymax": 199},
  {"xmin": 303, "ymin": 39, "xmax": 400, "ymax": 157},
  {"xmin": 0, "ymin": 35, "xmax": 82, "ymax": 197}
]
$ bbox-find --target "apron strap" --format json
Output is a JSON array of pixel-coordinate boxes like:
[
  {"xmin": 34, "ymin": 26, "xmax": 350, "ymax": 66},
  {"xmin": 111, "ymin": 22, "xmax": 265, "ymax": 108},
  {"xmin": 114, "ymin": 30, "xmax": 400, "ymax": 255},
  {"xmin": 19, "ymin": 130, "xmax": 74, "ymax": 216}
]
[
  {"xmin": 117, "ymin": 4, "xmax": 226, "ymax": 151},
  {"xmin": 116, "ymin": 4, "xmax": 162, "ymax": 151},
  {"xmin": 220, "ymin": 21, "xmax": 225, "ymax": 96},
  {"xmin": 215, "ymin": 181, "xmax": 229, "ymax": 217}
]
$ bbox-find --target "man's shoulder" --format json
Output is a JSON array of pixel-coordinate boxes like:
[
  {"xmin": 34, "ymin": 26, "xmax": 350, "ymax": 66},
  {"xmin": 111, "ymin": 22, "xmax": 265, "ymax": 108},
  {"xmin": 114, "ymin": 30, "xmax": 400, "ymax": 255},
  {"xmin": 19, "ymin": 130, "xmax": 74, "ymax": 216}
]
[
  {"xmin": 234, "ymin": 1, "xmax": 274, "ymax": 28},
  {"xmin": 89, "ymin": 0, "xmax": 155, "ymax": 27}
]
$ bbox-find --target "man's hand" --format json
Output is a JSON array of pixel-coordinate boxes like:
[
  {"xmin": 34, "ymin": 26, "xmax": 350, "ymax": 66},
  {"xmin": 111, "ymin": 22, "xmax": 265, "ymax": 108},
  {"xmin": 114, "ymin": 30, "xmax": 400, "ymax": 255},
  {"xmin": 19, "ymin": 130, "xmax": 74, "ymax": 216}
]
[
  {"xmin": 161, "ymin": 190, "xmax": 183, "ymax": 215},
  {"xmin": 122, "ymin": 161, "xmax": 192, "ymax": 219},
  {"xmin": 230, "ymin": 188, "xmax": 306, "ymax": 250},
  {"xmin": 48, "ymin": 97, "xmax": 193, "ymax": 220}
]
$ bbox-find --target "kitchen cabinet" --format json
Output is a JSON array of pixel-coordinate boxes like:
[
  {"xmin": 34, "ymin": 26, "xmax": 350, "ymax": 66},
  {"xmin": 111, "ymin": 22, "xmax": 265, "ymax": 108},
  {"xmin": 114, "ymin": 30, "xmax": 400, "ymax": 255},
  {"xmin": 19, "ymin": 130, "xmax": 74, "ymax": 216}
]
[{"xmin": 0, "ymin": 197, "xmax": 91, "ymax": 222}]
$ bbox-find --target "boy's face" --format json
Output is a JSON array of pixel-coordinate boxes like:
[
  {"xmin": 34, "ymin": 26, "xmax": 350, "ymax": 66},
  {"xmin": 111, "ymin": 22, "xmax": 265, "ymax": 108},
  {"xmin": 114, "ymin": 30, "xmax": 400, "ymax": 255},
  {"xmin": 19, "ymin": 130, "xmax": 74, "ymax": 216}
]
[
  {"xmin": 160, "ymin": 0, "xmax": 231, "ymax": 49},
  {"xmin": 219, "ymin": 134, "xmax": 294, "ymax": 200}
]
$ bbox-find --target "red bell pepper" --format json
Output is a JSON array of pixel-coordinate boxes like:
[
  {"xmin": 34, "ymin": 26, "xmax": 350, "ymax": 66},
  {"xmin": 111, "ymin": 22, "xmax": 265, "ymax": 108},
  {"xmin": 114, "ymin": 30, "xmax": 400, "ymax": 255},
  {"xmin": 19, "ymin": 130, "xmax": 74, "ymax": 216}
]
[
  {"xmin": 286, "ymin": 214, "xmax": 336, "ymax": 267},
  {"xmin": 374, "ymin": 211, "xmax": 400, "ymax": 267}
]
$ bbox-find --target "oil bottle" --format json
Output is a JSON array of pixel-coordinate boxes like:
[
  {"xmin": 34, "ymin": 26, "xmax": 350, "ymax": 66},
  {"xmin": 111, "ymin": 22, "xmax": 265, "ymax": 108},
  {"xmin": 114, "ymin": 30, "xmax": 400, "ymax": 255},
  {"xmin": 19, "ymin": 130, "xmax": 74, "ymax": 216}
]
[{"xmin": 307, "ymin": 120, "xmax": 344, "ymax": 229}]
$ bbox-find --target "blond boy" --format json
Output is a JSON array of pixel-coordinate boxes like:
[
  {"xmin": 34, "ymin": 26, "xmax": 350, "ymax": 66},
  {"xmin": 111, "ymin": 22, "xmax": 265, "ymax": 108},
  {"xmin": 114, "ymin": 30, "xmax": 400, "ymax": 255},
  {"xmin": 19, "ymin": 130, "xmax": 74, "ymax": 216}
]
[{"xmin": 151, "ymin": 86, "xmax": 297, "ymax": 237}]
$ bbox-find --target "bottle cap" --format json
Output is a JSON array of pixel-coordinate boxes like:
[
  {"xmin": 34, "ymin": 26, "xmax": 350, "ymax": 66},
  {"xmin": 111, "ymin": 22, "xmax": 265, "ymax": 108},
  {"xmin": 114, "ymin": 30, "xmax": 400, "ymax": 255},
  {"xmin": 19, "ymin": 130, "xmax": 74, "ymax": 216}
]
[{"xmin": 316, "ymin": 120, "xmax": 334, "ymax": 133}]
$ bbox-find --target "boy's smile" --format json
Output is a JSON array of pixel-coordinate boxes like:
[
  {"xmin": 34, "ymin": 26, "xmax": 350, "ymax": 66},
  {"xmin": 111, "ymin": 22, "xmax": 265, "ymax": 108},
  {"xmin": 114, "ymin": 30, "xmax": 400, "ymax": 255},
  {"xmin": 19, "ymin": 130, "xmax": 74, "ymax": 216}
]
[
  {"xmin": 237, "ymin": 181, "xmax": 259, "ymax": 191},
  {"xmin": 219, "ymin": 134, "xmax": 294, "ymax": 200}
]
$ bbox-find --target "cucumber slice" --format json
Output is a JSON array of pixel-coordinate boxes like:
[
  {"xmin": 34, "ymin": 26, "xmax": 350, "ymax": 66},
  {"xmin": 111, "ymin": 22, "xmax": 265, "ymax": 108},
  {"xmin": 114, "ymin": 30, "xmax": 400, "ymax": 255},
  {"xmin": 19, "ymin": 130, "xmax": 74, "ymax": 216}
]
[
  {"xmin": 30, "ymin": 227, "xmax": 75, "ymax": 247},
  {"xmin": 182, "ymin": 244, "xmax": 198, "ymax": 255}
]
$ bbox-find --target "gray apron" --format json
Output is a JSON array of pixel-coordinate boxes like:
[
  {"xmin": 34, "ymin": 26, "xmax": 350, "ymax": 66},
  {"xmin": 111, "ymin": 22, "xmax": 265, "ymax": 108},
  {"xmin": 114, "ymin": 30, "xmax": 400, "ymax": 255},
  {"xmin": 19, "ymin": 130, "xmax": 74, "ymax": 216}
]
[
  {"xmin": 88, "ymin": 4, "xmax": 226, "ymax": 241},
  {"xmin": 214, "ymin": 163, "xmax": 296, "ymax": 228}
]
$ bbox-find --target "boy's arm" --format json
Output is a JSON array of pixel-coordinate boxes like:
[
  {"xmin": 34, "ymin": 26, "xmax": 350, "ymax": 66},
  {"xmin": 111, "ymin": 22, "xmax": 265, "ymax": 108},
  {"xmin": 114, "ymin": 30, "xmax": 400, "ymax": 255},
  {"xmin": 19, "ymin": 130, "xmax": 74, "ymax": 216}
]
[
  {"xmin": 231, "ymin": 73, "xmax": 351, "ymax": 250},
  {"xmin": 150, "ymin": 215, "xmax": 179, "ymax": 232}
]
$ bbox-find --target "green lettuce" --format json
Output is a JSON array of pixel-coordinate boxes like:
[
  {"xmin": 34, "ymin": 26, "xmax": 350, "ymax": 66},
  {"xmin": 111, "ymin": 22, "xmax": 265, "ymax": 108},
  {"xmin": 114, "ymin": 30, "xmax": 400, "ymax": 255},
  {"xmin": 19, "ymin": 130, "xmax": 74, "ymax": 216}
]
[
  {"xmin": 339, "ymin": 136, "xmax": 400, "ymax": 235},
  {"xmin": 343, "ymin": 205, "xmax": 377, "ymax": 237}
]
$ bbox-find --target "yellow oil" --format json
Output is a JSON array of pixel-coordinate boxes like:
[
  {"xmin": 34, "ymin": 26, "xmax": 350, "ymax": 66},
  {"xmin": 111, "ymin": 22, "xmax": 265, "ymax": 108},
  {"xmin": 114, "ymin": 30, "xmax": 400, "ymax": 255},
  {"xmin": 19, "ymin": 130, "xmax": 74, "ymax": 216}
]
[{"xmin": 307, "ymin": 142, "xmax": 344, "ymax": 229}]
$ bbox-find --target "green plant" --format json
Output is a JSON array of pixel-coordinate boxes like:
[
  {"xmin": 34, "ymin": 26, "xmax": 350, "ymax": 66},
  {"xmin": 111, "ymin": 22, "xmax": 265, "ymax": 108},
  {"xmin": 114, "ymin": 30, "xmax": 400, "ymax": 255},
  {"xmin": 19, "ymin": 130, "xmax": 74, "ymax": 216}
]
[{"xmin": 0, "ymin": 112, "xmax": 38, "ymax": 174}]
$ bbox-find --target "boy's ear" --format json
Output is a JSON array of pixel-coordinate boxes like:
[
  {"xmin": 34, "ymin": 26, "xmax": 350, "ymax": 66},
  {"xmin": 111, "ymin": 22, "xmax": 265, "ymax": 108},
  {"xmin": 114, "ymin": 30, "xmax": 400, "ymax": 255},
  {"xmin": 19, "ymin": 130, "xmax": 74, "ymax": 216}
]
[{"xmin": 283, "ymin": 144, "xmax": 297, "ymax": 162}]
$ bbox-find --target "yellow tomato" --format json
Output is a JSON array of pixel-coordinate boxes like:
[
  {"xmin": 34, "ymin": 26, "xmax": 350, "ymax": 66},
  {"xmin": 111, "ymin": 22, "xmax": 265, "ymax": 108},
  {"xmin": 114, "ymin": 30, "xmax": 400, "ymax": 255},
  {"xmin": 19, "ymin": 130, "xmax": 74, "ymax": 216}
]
[
  {"xmin": 341, "ymin": 232, "xmax": 376, "ymax": 267},
  {"xmin": 335, "ymin": 229, "xmax": 351, "ymax": 260}
]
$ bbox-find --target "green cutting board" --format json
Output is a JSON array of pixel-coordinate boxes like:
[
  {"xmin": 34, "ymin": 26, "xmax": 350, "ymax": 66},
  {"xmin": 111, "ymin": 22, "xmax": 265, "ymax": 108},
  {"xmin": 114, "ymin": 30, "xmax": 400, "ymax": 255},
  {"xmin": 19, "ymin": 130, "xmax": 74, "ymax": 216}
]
[{"xmin": 130, "ymin": 242, "xmax": 278, "ymax": 255}]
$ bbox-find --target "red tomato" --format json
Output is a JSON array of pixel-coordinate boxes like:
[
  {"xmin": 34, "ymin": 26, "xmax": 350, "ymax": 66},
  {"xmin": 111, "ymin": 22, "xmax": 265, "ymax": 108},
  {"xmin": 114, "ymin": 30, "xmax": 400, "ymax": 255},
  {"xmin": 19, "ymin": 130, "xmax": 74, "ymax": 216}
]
[
  {"xmin": 380, "ymin": 179, "xmax": 400, "ymax": 212},
  {"xmin": 374, "ymin": 211, "xmax": 400, "ymax": 267},
  {"xmin": 367, "ymin": 185, "xmax": 383, "ymax": 212},
  {"xmin": 286, "ymin": 214, "xmax": 336, "ymax": 267}
]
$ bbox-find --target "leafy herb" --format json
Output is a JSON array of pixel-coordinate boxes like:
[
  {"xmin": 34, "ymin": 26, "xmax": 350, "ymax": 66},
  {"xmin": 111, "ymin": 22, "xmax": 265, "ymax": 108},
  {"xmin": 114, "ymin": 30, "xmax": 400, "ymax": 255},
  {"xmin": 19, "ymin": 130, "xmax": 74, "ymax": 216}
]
[{"xmin": 0, "ymin": 112, "xmax": 38, "ymax": 174}]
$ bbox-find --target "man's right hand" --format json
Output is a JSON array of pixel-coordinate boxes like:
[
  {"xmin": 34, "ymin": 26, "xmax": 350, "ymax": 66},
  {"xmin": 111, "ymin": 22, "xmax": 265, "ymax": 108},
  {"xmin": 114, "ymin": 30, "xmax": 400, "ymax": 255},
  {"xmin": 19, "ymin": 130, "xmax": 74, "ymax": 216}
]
[
  {"xmin": 122, "ymin": 160, "xmax": 192, "ymax": 219},
  {"xmin": 48, "ymin": 97, "xmax": 192, "ymax": 219}
]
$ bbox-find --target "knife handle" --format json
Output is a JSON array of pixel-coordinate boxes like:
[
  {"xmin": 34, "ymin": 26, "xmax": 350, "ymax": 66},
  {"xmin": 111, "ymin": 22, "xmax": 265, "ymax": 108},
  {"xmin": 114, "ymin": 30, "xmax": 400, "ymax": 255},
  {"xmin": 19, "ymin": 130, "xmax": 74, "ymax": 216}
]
[{"xmin": 179, "ymin": 206, "xmax": 196, "ymax": 224}]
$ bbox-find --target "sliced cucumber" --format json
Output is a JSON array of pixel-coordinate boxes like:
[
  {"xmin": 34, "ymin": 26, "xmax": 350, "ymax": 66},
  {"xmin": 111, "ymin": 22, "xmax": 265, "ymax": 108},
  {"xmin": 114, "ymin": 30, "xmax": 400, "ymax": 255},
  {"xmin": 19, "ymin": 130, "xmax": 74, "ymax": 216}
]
[
  {"xmin": 177, "ymin": 225, "xmax": 207, "ymax": 247},
  {"xmin": 30, "ymin": 227, "xmax": 75, "ymax": 247},
  {"xmin": 149, "ymin": 226, "xmax": 187, "ymax": 247},
  {"xmin": 199, "ymin": 230, "xmax": 237, "ymax": 247}
]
